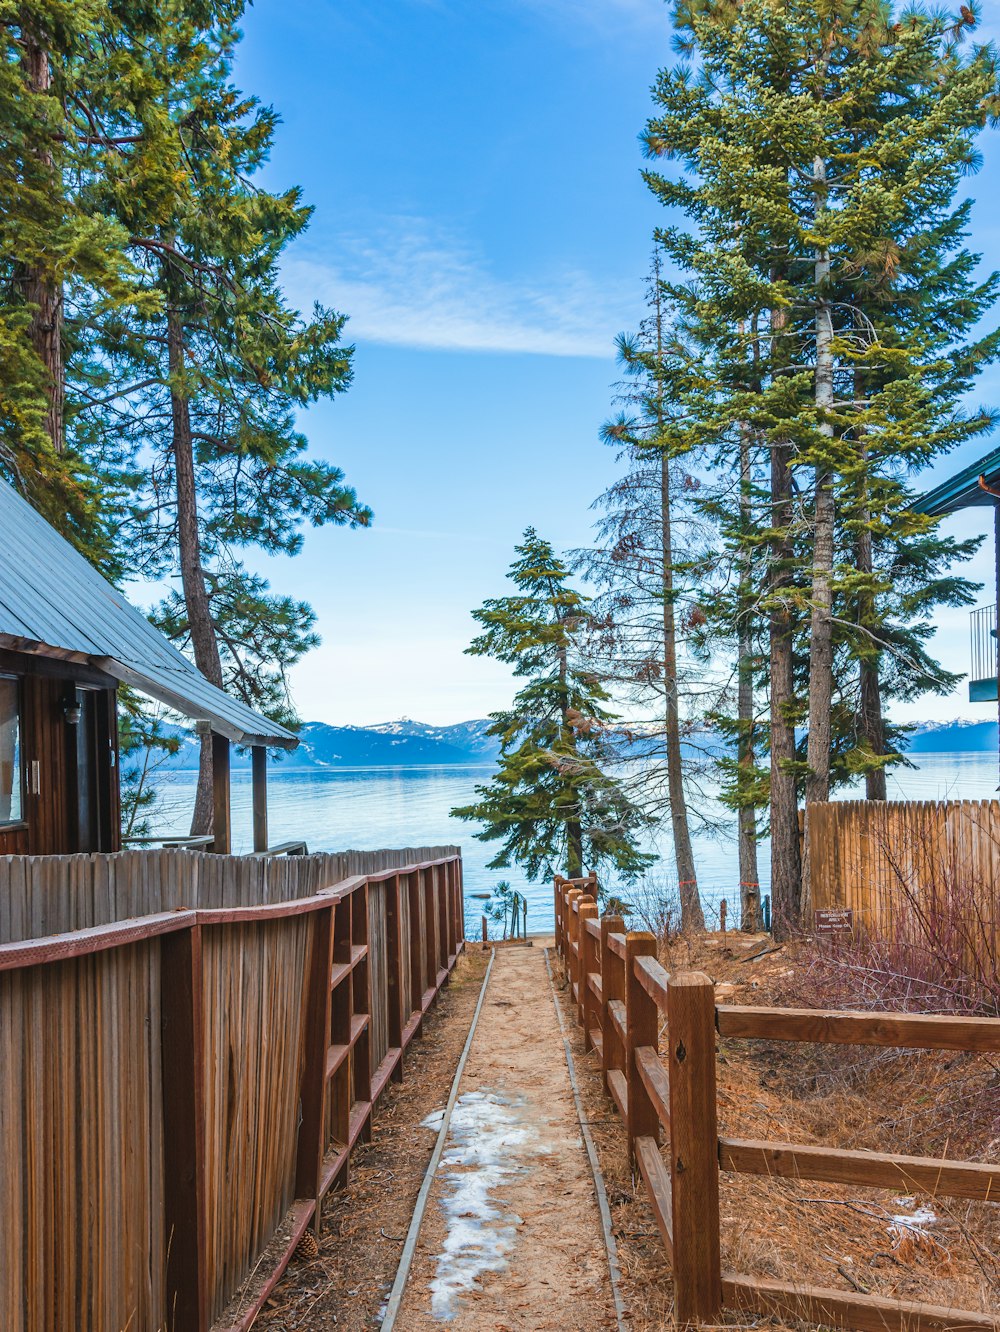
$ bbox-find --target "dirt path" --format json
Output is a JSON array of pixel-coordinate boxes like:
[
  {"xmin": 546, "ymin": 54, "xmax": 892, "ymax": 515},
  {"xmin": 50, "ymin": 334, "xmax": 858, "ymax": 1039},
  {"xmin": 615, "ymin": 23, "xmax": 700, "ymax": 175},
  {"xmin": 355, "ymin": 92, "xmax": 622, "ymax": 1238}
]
[{"xmin": 396, "ymin": 943, "xmax": 617, "ymax": 1332}]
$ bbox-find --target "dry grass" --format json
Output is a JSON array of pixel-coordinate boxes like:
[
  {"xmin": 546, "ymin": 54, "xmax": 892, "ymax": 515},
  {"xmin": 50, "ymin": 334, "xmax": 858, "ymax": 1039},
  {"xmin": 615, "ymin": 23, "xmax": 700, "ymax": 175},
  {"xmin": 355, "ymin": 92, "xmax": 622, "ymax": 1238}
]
[{"xmin": 557, "ymin": 931, "xmax": 1000, "ymax": 1330}]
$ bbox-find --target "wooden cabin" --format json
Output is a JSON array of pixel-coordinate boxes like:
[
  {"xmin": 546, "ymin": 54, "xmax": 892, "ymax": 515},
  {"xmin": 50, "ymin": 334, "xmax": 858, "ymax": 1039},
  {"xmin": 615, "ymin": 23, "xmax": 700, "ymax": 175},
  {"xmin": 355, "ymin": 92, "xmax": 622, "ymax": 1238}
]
[{"xmin": 0, "ymin": 478, "xmax": 296, "ymax": 856}]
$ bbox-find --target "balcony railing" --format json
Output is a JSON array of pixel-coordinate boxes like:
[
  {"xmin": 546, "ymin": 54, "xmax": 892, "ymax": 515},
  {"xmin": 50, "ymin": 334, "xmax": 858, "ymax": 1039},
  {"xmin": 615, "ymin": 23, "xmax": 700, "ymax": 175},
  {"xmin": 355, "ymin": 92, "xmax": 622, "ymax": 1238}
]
[{"xmin": 969, "ymin": 603, "xmax": 998, "ymax": 702}]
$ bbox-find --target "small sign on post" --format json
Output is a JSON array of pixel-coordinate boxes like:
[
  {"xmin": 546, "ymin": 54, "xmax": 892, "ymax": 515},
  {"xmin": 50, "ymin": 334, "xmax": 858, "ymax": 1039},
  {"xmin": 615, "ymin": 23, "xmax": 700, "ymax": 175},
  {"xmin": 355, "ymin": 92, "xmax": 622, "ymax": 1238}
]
[{"xmin": 814, "ymin": 908, "xmax": 854, "ymax": 938}]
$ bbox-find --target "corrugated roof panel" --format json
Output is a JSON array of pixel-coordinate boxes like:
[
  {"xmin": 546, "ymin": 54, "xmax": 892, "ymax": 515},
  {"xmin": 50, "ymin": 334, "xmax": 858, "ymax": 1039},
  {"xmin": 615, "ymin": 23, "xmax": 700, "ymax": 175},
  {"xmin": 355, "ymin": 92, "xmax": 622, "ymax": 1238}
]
[{"xmin": 0, "ymin": 479, "xmax": 297, "ymax": 748}]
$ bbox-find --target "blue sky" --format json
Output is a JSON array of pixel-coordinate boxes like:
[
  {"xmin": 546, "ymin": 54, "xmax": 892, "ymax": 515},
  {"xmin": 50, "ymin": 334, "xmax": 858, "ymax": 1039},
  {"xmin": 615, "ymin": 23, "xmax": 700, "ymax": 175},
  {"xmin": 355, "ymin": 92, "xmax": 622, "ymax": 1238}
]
[{"xmin": 231, "ymin": 1, "xmax": 1000, "ymax": 727}]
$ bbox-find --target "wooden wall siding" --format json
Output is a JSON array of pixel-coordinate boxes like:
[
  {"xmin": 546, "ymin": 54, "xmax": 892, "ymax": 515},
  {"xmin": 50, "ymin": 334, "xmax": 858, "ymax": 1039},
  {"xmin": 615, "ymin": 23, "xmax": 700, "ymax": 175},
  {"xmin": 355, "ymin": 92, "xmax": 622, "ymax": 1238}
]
[
  {"xmin": 0, "ymin": 943, "xmax": 166, "ymax": 1332},
  {"xmin": 0, "ymin": 850, "xmax": 462, "ymax": 1332},
  {"xmin": 0, "ymin": 677, "xmax": 119, "ymax": 858},
  {"xmin": 202, "ymin": 919, "xmax": 311, "ymax": 1322},
  {"xmin": 807, "ymin": 800, "xmax": 1000, "ymax": 937},
  {"xmin": 398, "ymin": 877, "xmax": 412, "ymax": 1029},
  {"xmin": 0, "ymin": 845, "xmax": 461, "ymax": 945},
  {"xmin": 367, "ymin": 879, "xmax": 390, "ymax": 1076}
]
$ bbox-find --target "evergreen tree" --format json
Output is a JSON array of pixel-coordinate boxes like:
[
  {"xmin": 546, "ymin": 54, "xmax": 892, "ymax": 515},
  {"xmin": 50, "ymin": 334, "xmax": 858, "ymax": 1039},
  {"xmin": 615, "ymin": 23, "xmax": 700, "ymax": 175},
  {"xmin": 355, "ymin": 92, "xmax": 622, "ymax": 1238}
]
[
  {"xmin": 0, "ymin": 1, "xmax": 167, "ymax": 565},
  {"xmin": 69, "ymin": 5, "xmax": 370, "ymax": 831},
  {"xmin": 453, "ymin": 530, "xmax": 655, "ymax": 885},
  {"xmin": 645, "ymin": 0, "xmax": 1000, "ymax": 928},
  {"xmin": 576, "ymin": 255, "xmax": 713, "ymax": 930}
]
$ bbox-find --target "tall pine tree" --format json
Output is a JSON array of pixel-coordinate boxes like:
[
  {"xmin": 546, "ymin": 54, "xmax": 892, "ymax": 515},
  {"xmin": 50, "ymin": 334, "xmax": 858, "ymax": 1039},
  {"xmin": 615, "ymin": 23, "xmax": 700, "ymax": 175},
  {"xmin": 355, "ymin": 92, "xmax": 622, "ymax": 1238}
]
[
  {"xmin": 453, "ymin": 530, "xmax": 655, "ymax": 885},
  {"xmin": 69, "ymin": 4, "xmax": 370, "ymax": 831},
  {"xmin": 646, "ymin": 0, "xmax": 1000, "ymax": 928},
  {"xmin": 576, "ymin": 255, "xmax": 712, "ymax": 930}
]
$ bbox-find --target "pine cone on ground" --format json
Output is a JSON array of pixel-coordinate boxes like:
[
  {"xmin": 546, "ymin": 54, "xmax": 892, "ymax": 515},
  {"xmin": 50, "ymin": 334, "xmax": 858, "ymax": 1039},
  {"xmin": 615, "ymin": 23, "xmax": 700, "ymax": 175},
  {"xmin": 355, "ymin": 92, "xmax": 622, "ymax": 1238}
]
[{"xmin": 295, "ymin": 1229, "xmax": 320, "ymax": 1262}]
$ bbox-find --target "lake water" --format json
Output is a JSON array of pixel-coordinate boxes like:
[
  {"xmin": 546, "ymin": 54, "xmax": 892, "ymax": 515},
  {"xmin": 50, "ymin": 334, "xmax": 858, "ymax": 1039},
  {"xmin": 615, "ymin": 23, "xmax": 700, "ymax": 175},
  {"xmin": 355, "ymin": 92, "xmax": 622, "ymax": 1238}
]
[{"xmin": 150, "ymin": 752, "xmax": 1000, "ymax": 937}]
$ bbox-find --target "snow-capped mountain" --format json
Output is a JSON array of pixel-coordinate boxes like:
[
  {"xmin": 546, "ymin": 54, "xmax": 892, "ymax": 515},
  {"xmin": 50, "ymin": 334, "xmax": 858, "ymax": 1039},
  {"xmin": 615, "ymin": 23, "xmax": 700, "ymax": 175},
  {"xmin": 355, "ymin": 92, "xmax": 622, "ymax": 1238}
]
[{"xmin": 154, "ymin": 718, "xmax": 500, "ymax": 769}]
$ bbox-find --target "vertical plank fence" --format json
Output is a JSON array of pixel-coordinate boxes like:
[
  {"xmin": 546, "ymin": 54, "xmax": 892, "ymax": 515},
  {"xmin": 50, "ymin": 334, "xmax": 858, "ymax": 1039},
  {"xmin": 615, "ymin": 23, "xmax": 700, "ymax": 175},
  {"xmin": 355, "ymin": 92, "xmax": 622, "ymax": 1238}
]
[
  {"xmin": 0, "ymin": 847, "xmax": 464, "ymax": 1332},
  {"xmin": 553, "ymin": 879, "xmax": 1000, "ymax": 1332}
]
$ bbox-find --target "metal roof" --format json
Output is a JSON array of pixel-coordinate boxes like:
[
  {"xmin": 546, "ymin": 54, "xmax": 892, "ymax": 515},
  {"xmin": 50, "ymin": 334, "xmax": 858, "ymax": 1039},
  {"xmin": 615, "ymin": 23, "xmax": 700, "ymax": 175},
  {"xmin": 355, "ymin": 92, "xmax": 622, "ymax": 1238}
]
[
  {"xmin": 0, "ymin": 479, "xmax": 297, "ymax": 749},
  {"xmin": 913, "ymin": 445, "xmax": 1000, "ymax": 517}
]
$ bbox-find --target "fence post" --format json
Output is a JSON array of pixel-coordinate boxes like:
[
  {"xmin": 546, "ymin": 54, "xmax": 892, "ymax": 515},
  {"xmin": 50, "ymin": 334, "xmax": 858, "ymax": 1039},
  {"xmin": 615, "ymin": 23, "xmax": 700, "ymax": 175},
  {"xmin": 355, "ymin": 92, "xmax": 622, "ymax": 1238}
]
[
  {"xmin": 601, "ymin": 913, "xmax": 624, "ymax": 1093},
  {"xmin": 565, "ymin": 888, "xmax": 582, "ymax": 995},
  {"xmin": 579, "ymin": 898, "xmax": 599, "ymax": 1049},
  {"xmin": 385, "ymin": 878, "xmax": 404, "ymax": 1080},
  {"xmin": 450, "ymin": 859, "xmax": 463, "ymax": 954},
  {"xmin": 554, "ymin": 875, "xmax": 565, "ymax": 957},
  {"xmin": 160, "ymin": 923, "xmax": 209, "ymax": 1332},
  {"xmin": 407, "ymin": 873, "xmax": 424, "ymax": 1027},
  {"xmin": 436, "ymin": 864, "xmax": 450, "ymax": 979},
  {"xmin": 624, "ymin": 931, "xmax": 658, "ymax": 1162},
  {"xmin": 296, "ymin": 902, "xmax": 336, "ymax": 1209},
  {"xmin": 667, "ymin": 972, "xmax": 722, "ymax": 1327}
]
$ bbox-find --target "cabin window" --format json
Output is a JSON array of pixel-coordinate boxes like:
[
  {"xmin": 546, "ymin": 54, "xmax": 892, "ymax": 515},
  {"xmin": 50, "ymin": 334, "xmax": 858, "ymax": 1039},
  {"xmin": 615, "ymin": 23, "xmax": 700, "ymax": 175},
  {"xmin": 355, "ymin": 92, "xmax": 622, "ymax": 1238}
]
[{"xmin": 0, "ymin": 677, "xmax": 21, "ymax": 825}]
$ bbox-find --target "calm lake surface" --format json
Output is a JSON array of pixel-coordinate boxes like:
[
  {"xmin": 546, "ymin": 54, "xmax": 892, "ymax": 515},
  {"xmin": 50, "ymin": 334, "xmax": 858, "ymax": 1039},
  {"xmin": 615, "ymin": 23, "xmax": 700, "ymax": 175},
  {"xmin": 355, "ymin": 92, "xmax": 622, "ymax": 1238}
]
[{"xmin": 151, "ymin": 752, "xmax": 1000, "ymax": 936}]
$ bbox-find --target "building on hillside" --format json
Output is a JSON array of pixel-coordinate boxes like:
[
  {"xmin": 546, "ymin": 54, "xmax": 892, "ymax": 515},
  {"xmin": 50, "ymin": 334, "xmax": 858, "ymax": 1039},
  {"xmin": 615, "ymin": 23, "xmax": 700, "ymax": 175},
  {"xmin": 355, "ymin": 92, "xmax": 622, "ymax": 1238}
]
[
  {"xmin": 916, "ymin": 445, "xmax": 1000, "ymax": 773},
  {"xmin": 0, "ymin": 477, "xmax": 296, "ymax": 856}
]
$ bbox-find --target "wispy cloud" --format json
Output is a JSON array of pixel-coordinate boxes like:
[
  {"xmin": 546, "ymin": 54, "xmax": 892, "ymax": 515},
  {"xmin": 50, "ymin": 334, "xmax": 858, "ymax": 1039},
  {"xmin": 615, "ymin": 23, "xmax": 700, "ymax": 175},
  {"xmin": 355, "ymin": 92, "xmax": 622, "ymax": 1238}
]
[
  {"xmin": 283, "ymin": 218, "xmax": 634, "ymax": 358},
  {"xmin": 516, "ymin": 0, "xmax": 668, "ymax": 30}
]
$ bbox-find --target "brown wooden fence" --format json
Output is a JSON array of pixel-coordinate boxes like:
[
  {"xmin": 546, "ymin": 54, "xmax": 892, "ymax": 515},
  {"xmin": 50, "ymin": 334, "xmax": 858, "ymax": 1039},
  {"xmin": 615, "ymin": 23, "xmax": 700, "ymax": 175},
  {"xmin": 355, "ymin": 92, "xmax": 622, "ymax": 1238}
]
[
  {"xmin": 0, "ymin": 848, "xmax": 464, "ymax": 1332},
  {"xmin": 554, "ymin": 877, "xmax": 1000, "ymax": 1332},
  {"xmin": 806, "ymin": 799, "xmax": 1000, "ymax": 943}
]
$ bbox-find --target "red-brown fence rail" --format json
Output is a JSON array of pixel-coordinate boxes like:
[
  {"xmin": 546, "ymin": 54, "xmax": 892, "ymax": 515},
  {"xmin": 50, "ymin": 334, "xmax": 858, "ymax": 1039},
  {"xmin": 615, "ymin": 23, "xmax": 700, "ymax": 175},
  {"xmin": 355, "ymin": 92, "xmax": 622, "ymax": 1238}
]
[
  {"xmin": 0, "ymin": 848, "xmax": 465, "ymax": 1332},
  {"xmin": 554, "ymin": 879, "xmax": 1000, "ymax": 1332}
]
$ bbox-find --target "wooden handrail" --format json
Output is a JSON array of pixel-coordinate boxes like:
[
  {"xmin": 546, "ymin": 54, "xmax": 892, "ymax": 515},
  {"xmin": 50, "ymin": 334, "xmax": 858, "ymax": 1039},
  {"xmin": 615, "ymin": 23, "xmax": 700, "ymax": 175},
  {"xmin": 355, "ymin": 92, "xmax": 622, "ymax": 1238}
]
[
  {"xmin": 635, "ymin": 1044, "xmax": 670, "ymax": 1132},
  {"xmin": 0, "ymin": 855, "xmax": 462, "ymax": 972},
  {"xmin": 634, "ymin": 953, "xmax": 670, "ymax": 1010},
  {"xmin": 720, "ymin": 1137, "xmax": 1000, "ymax": 1203},
  {"xmin": 718, "ymin": 1004, "xmax": 1000, "ymax": 1053},
  {"xmin": 722, "ymin": 1274, "xmax": 1000, "ymax": 1332}
]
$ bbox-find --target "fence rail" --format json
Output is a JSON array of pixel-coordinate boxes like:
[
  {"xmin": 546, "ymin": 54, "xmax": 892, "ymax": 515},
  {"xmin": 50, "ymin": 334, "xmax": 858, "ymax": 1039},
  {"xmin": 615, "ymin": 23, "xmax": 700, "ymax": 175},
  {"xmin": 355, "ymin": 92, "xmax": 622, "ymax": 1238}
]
[
  {"xmin": 554, "ymin": 879, "xmax": 1000, "ymax": 1331},
  {"xmin": 0, "ymin": 848, "xmax": 465, "ymax": 1332}
]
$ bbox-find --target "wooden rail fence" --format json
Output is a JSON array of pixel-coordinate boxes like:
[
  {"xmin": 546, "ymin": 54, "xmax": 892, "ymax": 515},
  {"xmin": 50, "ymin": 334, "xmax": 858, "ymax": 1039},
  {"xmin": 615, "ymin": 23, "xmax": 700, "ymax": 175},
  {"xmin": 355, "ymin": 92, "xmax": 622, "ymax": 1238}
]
[
  {"xmin": 0, "ymin": 848, "xmax": 465, "ymax": 1332},
  {"xmin": 554, "ymin": 875, "xmax": 1000, "ymax": 1332}
]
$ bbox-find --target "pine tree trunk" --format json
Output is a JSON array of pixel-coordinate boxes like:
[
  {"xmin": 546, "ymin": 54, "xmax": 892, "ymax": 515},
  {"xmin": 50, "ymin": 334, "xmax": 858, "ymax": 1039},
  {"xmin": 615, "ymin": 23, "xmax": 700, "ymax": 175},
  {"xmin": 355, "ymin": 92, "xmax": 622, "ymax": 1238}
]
[
  {"xmin": 661, "ymin": 452, "xmax": 704, "ymax": 931},
  {"xmin": 802, "ymin": 155, "xmax": 836, "ymax": 919},
  {"xmin": 649, "ymin": 262, "xmax": 703, "ymax": 931},
  {"xmin": 557, "ymin": 637, "xmax": 584, "ymax": 878},
  {"xmin": 168, "ymin": 299, "xmax": 225, "ymax": 836},
  {"xmin": 567, "ymin": 820, "xmax": 583, "ymax": 879},
  {"xmin": 19, "ymin": 28, "xmax": 63, "ymax": 453},
  {"xmin": 737, "ymin": 411, "xmax": 762, "ymax": 931},
  {"xmin": 856, "ymin": 518, "xmax": 888, "ymax": 801},
  {"xmin": 768, "ymin": 295, "xmax": 801, "ymax": 939}
]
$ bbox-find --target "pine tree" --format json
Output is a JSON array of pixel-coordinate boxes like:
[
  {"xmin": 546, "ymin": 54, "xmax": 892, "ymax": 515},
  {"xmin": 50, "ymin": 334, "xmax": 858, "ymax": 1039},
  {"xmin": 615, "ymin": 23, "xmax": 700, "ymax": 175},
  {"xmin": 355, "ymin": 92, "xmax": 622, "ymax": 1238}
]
[
  {"xmin": 69, "ymin": 6, "xmax": 370, "ymax": 832},
  {"xmin": 645, "ymin": 0, "xmax": 1000, "ymax": 929},
  {"xmin": 452, "ymin": 530, "xmax": 655, "ymax": 885},
  {"xmin": 0, "ymin": 1, "xmax": 165, "ymax": 566},
  {"xmin": 576, "ymin": 256, "xmax": 712, "ymax": 930}
]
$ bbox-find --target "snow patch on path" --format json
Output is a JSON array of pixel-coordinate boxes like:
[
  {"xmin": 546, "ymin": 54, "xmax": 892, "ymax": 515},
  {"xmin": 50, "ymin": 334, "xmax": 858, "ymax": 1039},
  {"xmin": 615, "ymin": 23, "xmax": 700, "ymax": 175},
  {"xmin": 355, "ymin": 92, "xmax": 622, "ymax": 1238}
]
[{"xmin": 423, "ymin": 1088, "xmax": 547, "ymax": 1320}]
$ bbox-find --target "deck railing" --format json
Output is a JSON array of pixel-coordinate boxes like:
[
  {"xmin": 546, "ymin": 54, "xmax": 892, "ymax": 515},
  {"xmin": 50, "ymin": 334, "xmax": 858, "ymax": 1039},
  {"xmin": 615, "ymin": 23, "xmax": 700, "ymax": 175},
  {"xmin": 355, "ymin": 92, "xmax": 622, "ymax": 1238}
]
[
  {"xmin": 0, "ymin": 847, "xmax": 464, "ymax": 1332},
  {"xmin": 554, "ymin": 877, "xmax": 1000, "ymax": 1331},
  {"xmin": 970, "ymin": 602, "xmax": 997, "ymax": 690}
]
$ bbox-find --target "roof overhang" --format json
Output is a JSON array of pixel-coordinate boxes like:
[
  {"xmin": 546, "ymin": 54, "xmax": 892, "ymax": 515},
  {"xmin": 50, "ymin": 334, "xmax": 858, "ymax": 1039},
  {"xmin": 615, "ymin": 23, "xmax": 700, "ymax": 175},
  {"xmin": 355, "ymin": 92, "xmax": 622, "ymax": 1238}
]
[
  {"xmin": 914, "ymin": 446, "xmax": 1000, "ymax": 517},
  {"xmin": 0, "ymin": 635, "xmax": 298, "ymax": 749},
  {"xmin": 101, "ymin": 658, "xmax": 299, "ymax": 749}
]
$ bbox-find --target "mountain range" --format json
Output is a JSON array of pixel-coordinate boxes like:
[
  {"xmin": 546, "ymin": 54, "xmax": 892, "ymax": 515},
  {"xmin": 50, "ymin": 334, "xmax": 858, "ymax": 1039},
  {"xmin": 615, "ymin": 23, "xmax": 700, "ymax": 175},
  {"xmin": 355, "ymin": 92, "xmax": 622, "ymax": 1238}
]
[
  {"xmin": 152, "ymin": 715, "xmax": 1000, "ymax": 770},
  {"xmin": 158, "ymin": 717, "xmax": 501, "ymax": 769}
]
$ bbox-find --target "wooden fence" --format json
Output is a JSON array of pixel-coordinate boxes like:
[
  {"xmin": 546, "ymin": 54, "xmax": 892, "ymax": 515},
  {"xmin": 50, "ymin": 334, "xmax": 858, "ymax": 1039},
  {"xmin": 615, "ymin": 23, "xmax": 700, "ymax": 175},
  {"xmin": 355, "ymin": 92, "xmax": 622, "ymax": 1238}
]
[
  {"xmin": 554, "ymin": 876, "xmax": 1000, "ymax": 1331},
  {"xmin": 807, "ymin": 799, "xmax": 1000, "ymax": 938},
  {"xmin": 0, "ymin": 847, "xmax": 464, "ymax": 1332}
]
